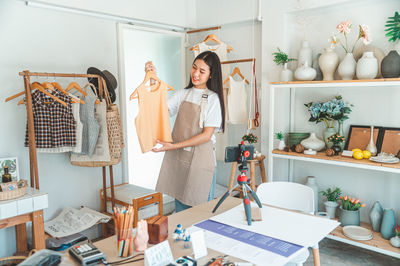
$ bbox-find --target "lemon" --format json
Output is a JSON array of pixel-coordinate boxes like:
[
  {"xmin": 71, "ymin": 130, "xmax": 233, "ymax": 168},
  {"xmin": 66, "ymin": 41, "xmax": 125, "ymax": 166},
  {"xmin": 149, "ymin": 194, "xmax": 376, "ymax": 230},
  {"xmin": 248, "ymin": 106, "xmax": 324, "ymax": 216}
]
[
  {"xmin": 362, "ymin": 150, "xmax": 372, "ymax": 159},
  {"xmin": 352, "ymin": 148, "xmax": 362, "ymax": 153},
  {"xmin": 353, "ymin": 151, "xmax": 364, "ymax": 160}
]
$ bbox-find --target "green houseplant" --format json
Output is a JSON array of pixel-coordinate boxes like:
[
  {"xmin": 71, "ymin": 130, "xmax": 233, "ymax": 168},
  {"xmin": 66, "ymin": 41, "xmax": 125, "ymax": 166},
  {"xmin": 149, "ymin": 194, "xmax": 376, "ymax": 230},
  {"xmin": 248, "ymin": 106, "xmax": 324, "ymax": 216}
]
[
  {"xmin": 320, "ymin": 187, "xmax": 341, "ymax": 219},
  {"xmin": 385, "ymin": 11, "xmax": 400, "ymax": 43},
  {"xmin": 381, "ymin": 12, "xmax": 400, "ymax": 78},
  {"xmin": 339, "ymin": 195, "xmax": 365, "ymax": 226},
  {"xmin": 273, "ymin": 48, "xmax": 297, "ymax": 82},
  {"xmin": 327, "ymin": 134, "xmax": 345, "ymax": 155},
  {"xmin": 275, "ymin": 132, "xmax": 285, "ymax": 151}
]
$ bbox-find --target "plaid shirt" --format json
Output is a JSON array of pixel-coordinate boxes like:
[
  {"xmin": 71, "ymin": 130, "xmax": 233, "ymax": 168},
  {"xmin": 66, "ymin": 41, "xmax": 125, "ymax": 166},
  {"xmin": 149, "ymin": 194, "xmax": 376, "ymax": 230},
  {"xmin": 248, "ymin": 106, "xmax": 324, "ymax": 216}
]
[{"xmin": 25, "ymin": 90, "xmax": 76, "ymax": 148}]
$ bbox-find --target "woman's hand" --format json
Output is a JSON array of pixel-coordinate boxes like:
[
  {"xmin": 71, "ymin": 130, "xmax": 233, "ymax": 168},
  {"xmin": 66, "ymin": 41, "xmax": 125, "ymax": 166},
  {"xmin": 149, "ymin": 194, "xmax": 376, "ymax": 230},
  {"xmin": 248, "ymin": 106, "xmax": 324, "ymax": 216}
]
[{"xmin": 152, "ymin": 140, "xmax": 177, "ymax": 152}]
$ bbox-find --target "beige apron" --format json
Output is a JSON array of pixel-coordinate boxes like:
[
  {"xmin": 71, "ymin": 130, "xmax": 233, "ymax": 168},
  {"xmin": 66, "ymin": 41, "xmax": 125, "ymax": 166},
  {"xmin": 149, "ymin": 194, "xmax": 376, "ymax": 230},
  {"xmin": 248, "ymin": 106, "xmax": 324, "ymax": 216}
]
[{"xmin": 156, "ymin": 89, "xmax": 216, "ymax": 206}]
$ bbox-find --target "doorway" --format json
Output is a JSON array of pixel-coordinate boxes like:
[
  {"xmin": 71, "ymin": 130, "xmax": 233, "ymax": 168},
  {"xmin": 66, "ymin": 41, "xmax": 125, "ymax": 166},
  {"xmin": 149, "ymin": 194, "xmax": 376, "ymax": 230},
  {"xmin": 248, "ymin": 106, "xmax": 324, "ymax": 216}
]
[{"xmin": 117, "ymin": 24, "xmax": 185, "ymax": 189}]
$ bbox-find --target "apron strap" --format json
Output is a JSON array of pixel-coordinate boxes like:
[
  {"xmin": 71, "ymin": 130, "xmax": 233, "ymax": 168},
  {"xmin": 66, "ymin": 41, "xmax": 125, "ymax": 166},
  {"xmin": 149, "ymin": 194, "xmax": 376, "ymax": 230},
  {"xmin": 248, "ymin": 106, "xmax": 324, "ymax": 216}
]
[{"xmin": 199, "ymin": 89, "xmax": 209, "ymax": 128}]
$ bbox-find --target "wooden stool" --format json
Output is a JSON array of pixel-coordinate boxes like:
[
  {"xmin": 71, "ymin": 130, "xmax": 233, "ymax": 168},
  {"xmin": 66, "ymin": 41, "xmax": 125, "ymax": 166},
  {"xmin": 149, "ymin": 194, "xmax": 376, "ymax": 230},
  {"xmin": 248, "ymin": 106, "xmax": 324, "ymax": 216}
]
[{"xmin": 227, "ymin": 155, "xmax": 267, "ymax": 194}]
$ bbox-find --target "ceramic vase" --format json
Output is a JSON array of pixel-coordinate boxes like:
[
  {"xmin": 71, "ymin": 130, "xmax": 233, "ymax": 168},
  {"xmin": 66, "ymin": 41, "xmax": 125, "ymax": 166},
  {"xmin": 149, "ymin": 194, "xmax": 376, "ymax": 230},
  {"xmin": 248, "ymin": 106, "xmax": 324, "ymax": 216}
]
[
  {"xmin": 331, "ymin": 145, "xmax": 342, "ymax": 155},
  {"xmin": 366, "ymin": 125, "xmax": 377, "ymax": 156},
  {"xmin": 338, "ymin": 120, "xmax": 345, "ymax": 150},
  {"xmin": 305, "ymin": 176, "xmax": 319, "ymax": 214},
  {"xmin": 313, "ymin": 53, "xmax": 323, "ymax": 81},
  {"xmin": 369, "ymin": 201, "xmax": 384, "ymax": 232},
  {"xmin": 298, "ymin": 40, "xmax": 313, "ymax": 67},
  {"xmin": 278, "ymin": 140, "xmax": 286, "ymax": 151},
  {"xmin": 294, "ymin": 61, "xmax": 317, "ymax": 81},
  {"xmin": 324, "ymin": 201, "xmax": 339, "ymax": 219},
  {"xmin": 338, "ymin": 53, "xmax": 356, "ymax": 80},
  {"xmin": 356, "ymin": 52, "xmax": 378, "ymax": 79},
  {"xmin": 381, "ymin": 208, "xmax": 396, "ymax": 240},
  {"xmin": 319, "ymin": 48, "xmax": 339, "ymax": 81},
  {"xmin": 280, "ymin": 63, "xmax": 293, "ymax": 82},
  {"xmin": 340, "ymin": 207, "xmax": 360, "ymax": 226},
  {"xmin": 390, "ymin": 236, "xmax": 400, "ymax": 248},
  {"xmin": 323, "ymin": 127, "xmax": 336, "ymax": 149},
  {"xmin": 300, "ymin": 133, "xmax": 325, "ymax": 151},
  {"xmin": 381, "ymin": 50, "xmax": 400, "ymax": 78}
]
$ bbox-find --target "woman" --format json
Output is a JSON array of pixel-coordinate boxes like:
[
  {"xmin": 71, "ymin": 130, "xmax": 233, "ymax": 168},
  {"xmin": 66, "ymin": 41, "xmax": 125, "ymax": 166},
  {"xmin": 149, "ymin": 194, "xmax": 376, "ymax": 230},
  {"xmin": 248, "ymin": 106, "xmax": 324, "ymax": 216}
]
[{"xmin": 150, "ymin": 51, "xmax": 225, "ymax": 212}]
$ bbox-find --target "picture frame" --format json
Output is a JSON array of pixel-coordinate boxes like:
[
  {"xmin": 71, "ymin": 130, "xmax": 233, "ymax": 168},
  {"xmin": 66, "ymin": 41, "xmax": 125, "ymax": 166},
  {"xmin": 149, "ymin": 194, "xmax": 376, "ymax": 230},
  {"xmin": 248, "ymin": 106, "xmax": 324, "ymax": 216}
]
[
  {"xmin": 378, "ymin": 127, "xmax": 400, "ymax": 155},
  {"xmin": 344, "ymin": 125, "xmax": 383, "ymax": 152},
  {"xmin": 0, "ymin": 157, "xmax": 20, "ymax": 183}
]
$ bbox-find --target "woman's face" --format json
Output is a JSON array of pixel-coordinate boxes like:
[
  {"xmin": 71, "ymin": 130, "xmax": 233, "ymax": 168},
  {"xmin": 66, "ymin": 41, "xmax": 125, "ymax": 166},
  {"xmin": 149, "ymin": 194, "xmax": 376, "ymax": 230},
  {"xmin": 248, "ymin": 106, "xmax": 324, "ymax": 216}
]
[{"xmin": 190, "ymin": 59, "xmax": 210, "ymax": 89}]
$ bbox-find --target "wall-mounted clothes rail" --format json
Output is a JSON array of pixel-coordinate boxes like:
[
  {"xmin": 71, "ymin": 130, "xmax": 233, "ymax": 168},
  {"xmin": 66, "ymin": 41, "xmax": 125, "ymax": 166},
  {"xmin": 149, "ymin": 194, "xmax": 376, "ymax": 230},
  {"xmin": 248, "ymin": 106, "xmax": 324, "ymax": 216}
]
[
  {"xmin": 186, "ymin": 26, "xmax": 221, "ymax": 34},
  {"xmin": 221, "ymin": 58, "xmax": 256, "ymax": 65},
  {"xmin": 17, "ymin": 70, "xmax": 116, "ymax": 213}
]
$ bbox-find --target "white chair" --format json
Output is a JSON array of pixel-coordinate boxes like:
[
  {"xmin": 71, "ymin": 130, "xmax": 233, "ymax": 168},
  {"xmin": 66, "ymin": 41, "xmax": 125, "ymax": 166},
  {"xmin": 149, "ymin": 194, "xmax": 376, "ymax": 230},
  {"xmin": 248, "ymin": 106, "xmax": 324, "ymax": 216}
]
[{"xmin": 256, "ymin": 182, "xmax": 320, "ymax": 266}]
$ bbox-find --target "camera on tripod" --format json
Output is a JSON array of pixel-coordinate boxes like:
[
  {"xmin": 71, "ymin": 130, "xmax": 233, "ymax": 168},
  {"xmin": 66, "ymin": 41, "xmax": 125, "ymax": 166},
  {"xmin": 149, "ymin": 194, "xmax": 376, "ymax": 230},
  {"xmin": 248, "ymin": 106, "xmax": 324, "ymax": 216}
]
[{"xmin": 224, "ymin": 143, "xmax": 254, "ymax": 163}]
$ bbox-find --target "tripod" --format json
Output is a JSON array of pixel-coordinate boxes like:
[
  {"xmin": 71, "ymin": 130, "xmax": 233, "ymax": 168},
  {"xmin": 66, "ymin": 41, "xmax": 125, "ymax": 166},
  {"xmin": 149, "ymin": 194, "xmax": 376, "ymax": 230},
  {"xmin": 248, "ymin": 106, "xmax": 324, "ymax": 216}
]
[{"xmin": 212, "ymin": 142, "xmax": 262, "ymax": 225}]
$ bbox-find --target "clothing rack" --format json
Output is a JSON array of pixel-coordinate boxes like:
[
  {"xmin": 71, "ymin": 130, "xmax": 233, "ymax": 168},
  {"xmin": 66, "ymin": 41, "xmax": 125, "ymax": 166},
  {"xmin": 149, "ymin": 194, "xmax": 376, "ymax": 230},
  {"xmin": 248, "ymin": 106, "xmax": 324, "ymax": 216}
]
[
  {"xmin": 221, "ymin": 58, "xmax": 256, "ymax": 65},
  {"xmin": 186, "ymin": 26, "xmax": 221, "ymax": 34},
  {"xmin": 18, "ymin": 70, "xmax": 116, "ymax": 212}
]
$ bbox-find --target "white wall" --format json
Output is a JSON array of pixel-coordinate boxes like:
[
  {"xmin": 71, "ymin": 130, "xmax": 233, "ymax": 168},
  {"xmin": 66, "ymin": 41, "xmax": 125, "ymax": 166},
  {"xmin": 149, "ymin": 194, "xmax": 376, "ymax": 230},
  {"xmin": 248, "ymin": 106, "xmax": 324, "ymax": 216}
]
[
  {"xmin": 0, "ymin": 0, "xmax": 191, "ymax": 258},
  {"xmin": 261, "ymin": 0, "xmax": 400, "ymax": 223}
]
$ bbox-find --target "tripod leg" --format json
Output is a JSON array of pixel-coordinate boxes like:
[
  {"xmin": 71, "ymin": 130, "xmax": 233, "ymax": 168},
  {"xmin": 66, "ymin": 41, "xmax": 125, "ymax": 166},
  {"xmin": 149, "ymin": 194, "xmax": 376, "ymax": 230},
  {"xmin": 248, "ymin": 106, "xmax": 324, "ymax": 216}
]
[
  {"xmin": 244, "ymin": 184, "xmax": 263, "ymax": 208},
  {"xmin": 242, "ymin": 185, "xmax": 252, "ymax": 225},
  {"xmin": 212, "ymin": 184, "xmax": 239, "ymax": 213}
]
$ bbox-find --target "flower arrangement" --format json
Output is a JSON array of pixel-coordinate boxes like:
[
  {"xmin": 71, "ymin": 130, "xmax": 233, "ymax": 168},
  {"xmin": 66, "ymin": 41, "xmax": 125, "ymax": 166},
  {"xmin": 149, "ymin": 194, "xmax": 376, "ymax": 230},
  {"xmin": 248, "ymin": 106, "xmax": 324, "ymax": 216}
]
[
  {"xmin": 320, "ymin": 187, "xmax": 341, "ymax": 202},
  {"xmin": 340, "ymin": 196, "xmax": 365, "ymax": 211},
  {"xmin": 385, "ymin": 11, "xmax": 400, "ymax": 43},
  {"xmin": 272, "ymin": 48, "xmax": 297, "ymax": 65},
  {"xmin": 327, "ymin": 134, "xmax": 345, "ymax": 146},
  {"xmin": 304, "ymin": 95, "xmax": 352, "ymax": 128},
  {"xmin": 242, "ymin": 133, "xmax": 258, "ymax": 144},
  {"xmin": 275, "ymin": 132, "xmax": 284, "ymax": 141},
  {"xmin": 330, "ymin": 21, "xmax": 371, "ymax": 53},
  {"xmin": 394, "ymin": 224, "xmax": 400, "ymax": 237}
]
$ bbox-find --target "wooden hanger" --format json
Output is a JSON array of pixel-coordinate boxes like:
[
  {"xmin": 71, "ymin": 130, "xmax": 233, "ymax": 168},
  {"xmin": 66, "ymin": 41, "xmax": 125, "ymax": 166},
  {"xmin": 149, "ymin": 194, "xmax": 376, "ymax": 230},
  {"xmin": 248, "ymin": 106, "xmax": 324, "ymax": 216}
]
[
  {"xmin": 41, "ymin": 82, "xmax": 55, "ymax": 91},
  {"xmin": 66, "ymin": 82, "xmax": 86, "ymax": 95},
  {"xmin": 17, "ymin": 82, "xmax": 67, "ymax": 106},
  {"xmin": 190, "ymin": 34, "xmax": 233, "ymax": 52},
  {"xmin": 52, "ymin": 82, "xmax": 84, "ymax": 104},
  {"xmin": 130, "ymin": 71, "xmax": 174, "ymax": 100},
  {"xmin": 223, "ymin": 67, "xmax": 250, "ymax": 85},
  {"xmin": 82, "ymin": 83, "xmax": 101, "ymax": 104}
]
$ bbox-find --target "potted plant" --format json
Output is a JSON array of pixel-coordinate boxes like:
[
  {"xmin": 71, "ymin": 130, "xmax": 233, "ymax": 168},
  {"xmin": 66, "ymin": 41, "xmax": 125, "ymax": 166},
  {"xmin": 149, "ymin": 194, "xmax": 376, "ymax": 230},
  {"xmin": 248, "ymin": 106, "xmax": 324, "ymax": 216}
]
[
  {"xmin": 381, "ymin": 12, "xmax": 400, "ymax": 78},
  {"xmin": 320, "ymin": 187, "xmax": 341, "ymax": 219},
  {"xmin": 339, "ymin": 195, "xmax": 365, "ymax": 226},
  {"xmin": 275, "ymin": 132, "xmax": 285, "ymax": 151},
  {"xmin": 390, "ymin": 224, "xmax": 400, "ymax": 248},
  {"xmin": 242, "ymin": 133, "xmax": 258, "ymax": 145},
  {"xmin": 327, "ymin": 134, "xmax": 345, "ymax": 155},
  {"xmin": 272, "ymin": 48, "xmax": 297, "ymax": 82}
]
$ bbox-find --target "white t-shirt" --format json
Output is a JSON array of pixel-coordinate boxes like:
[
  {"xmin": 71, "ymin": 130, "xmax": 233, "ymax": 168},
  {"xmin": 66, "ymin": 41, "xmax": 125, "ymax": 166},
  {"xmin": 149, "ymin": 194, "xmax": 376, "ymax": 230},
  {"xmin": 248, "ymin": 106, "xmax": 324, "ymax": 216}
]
[{"xmin": 168, "ymin": 88, "xmax": 222, "ymax": 143}]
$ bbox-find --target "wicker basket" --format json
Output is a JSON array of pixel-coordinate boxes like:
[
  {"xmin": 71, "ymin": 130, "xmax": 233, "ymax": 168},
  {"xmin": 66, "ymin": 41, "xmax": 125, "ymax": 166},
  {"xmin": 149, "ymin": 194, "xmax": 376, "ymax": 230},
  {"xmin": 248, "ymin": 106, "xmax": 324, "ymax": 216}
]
[
  {"xmin": 0, "ymin": 180, "xmax": 27, "ymax": 201},
  {"xmin": 0, "ymin": 249, "xmax": 35, "ymax": 265}
]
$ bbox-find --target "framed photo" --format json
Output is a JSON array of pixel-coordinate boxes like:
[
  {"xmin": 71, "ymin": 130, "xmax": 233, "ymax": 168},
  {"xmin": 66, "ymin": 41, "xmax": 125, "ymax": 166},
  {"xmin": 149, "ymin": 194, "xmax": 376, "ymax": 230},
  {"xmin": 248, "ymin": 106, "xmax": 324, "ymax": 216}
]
[
  {"xmin": 0, "ymin": 157, "xmax": 20, "ymax": 183},
  {"xmin": 344, "ymin": 125, "xmax": 383, "ymax": 151},
  {"xmin": 378, "ymin": 127, "xmax": 400, "ymax": 155}
]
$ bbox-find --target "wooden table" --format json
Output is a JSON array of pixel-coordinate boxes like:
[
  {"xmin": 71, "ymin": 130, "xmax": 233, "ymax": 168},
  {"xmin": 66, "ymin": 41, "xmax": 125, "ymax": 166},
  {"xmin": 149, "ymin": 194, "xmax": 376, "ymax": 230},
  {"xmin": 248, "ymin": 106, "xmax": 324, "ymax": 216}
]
[
  {"xmin": 64, "ymin": 197, "xmax": 338, "ymax": 265},
  {"xmin": 0, "ymin": 187, "xmax": 48, "ymax": 254}
]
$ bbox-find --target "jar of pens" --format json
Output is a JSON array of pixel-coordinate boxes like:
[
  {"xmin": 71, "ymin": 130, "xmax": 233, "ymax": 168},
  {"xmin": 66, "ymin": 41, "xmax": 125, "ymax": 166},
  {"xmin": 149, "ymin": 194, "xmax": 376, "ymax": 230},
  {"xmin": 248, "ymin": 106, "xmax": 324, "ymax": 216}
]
[{"xmin": 113, "ymin": 206, "xmax": 135, "ymax": 257}]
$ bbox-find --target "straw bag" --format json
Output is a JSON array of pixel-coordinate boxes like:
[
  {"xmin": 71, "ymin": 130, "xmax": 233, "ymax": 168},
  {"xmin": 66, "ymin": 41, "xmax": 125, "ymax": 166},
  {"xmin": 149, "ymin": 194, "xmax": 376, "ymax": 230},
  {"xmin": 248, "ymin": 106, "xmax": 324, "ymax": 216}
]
[{"xmin": 71, "ymin": 79, "xmax": 124, "ymax": 167}]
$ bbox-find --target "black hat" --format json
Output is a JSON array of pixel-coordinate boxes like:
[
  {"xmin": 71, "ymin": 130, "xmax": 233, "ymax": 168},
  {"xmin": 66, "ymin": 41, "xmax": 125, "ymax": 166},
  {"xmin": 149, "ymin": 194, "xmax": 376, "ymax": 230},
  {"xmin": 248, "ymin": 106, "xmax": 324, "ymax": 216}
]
[{"xmin": 87, "ymin": 67, "xmax": 117, "ymax": 103}]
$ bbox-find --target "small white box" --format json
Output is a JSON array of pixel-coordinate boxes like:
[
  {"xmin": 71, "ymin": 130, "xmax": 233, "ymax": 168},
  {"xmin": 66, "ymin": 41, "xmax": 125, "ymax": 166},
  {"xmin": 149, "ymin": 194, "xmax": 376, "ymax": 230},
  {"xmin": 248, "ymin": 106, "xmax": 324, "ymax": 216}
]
[{"xmin": 17, "ymin": 198, "xmax": 33, "ymax": 215}]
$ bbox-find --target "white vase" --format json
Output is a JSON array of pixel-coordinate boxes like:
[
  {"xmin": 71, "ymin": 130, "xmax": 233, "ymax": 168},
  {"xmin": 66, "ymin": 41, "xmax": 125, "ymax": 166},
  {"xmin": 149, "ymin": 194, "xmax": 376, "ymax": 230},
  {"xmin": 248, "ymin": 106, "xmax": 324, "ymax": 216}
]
[
  {"xmin": 300, "ymin": 132, "xmax": 325, "ymax": 151},
  {"xmin": 280, "ymin": 63, "xmax": 293, "ymax": 82},
  {"xmin": 294, "ymin": 61, "xmax": 317, "ymax": 81},
  {"xmin": 338, "ymin": 53, "xmax": 356, "ymax": 80},
  {"xmin": 298, "ymin": 40, "xmax": 313, "ymax": 68},
  {"xmin": 324, "ymin": 201, "xmax": 339, "ymax": 219},
  {"xmin": 366, "ymin": 125, "xmax": 377, "ymax": 155},
  {"xmin": 356, "ymin": 52, "xmax": 378, "ymax": 79},
  {"xmin": 319, "ymin": 48, "xmax": 339, "ymax": 81},
  {"xmin": 278, "ymin": 140, "xmax": 286, "ymax": 150},
  {"xmin": 390, "ymin": 236, "xmax": 400, "ymax": 248},
  {"xmin": 305, "ymin": 176, "xmax": 319, "ymax": 214}
]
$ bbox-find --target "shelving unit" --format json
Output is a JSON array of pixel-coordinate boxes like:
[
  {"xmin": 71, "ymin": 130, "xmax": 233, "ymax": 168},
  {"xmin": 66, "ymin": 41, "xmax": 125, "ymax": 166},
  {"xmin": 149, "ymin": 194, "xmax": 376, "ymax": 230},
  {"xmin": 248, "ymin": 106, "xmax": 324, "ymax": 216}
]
[{"xmin": 268, "ymin": 78, "xmax": 400, "ymax": 258}]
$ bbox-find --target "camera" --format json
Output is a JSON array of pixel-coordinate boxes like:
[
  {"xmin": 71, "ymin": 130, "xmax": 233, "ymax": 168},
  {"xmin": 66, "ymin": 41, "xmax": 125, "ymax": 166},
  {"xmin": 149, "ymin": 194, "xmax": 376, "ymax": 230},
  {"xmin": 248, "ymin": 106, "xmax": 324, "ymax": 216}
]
[
  {"xmin": 175, "ymin": 256, "xmax": 196, "ymax": 266},
  {"xmin": 225, "ymin": 143, "xmax": 254, "ymax": 163}
]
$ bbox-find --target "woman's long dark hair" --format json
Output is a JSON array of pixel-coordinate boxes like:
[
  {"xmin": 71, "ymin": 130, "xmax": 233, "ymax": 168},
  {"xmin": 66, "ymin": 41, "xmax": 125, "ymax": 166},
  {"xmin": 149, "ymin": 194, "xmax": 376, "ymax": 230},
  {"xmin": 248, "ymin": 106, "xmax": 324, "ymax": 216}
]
[{"xmin": 185, "ymin": 51, "xmax": 225, "ymax": 132}]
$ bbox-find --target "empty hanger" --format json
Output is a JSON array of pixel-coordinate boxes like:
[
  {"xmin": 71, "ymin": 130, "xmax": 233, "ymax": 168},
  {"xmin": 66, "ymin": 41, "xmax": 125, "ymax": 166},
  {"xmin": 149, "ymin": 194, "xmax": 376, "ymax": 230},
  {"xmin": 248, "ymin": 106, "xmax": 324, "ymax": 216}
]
[
  {"xmin": 16, "ymin": 82, "xmax": 67, "ymax": 106},
  {"xmin": 223, "ymin": 67, "xmax": 250, "ymax": 85},
  {"xmin": 130, "ymin": 71, "xmax": 174, "ymax": 100},
  {"xmin": 52, "ymin": 82, "xmax": 84, "ymax": 104}
]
